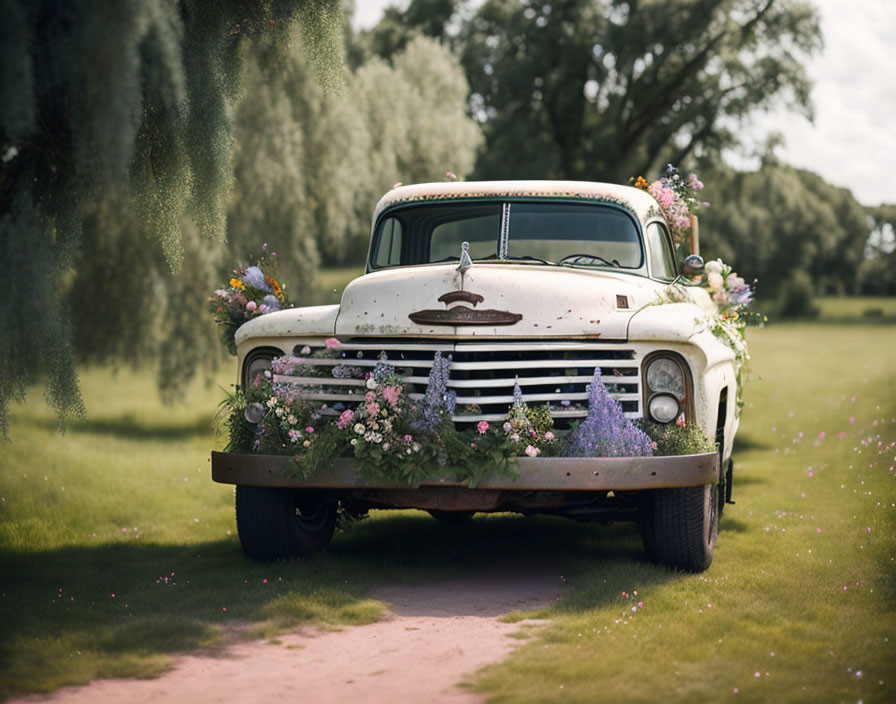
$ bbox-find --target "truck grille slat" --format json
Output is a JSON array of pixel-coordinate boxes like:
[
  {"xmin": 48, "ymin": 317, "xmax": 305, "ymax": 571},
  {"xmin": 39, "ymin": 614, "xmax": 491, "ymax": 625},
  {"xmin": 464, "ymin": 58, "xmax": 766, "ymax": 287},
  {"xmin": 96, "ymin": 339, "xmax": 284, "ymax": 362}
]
[{"xmin": 276, "ymin": 339, "xmax": 642, "ymax": 428}]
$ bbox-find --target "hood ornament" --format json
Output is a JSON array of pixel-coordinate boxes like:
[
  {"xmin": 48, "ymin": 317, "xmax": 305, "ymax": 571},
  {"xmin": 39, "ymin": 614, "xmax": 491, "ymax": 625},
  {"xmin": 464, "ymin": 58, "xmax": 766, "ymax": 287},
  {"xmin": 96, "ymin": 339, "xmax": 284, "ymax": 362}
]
[{"xmin": 456, "ymin": 241, "xmax": 473, "ymax": 275}]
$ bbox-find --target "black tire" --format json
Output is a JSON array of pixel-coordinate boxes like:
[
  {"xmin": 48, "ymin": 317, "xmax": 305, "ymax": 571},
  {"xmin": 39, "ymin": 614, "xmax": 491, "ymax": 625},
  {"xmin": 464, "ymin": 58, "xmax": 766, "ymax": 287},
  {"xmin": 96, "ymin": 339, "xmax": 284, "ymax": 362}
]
[
  {"xmin": 235, "ymin": 486, "xmax": 336, "ymax": 560},
  {"xmin": 638, "ymin": 482, "xmax": 718, "ymax": 572},
  {"xmin": 427, "ymin": 510, "xmax": 475, "ymax": 525}
]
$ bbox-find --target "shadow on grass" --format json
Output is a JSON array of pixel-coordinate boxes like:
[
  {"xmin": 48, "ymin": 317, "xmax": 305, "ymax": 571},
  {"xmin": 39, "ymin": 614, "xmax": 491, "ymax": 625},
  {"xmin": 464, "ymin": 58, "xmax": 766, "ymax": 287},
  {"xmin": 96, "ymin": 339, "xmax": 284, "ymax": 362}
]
[
  {"xmin": 33, "ymin": 413, "xmax": 217, "ymax": 441},
  {"xmin": 732, "ymin": 434, "xmax": 773, "ymax": 452},
  {"xmin": 720, "ymin": 516, "xmax": 749, "ymax": 533},
  {"xmin": 0, "ymin": 513, "xmax": 685, "ymax": 698}
]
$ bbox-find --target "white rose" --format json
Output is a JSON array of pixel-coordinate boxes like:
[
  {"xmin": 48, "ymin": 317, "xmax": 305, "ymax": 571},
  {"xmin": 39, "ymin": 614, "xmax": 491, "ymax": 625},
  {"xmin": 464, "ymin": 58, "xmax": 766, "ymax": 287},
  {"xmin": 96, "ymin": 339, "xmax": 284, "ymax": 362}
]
[
  {"xmin": 354, "ymin": 423, "xmax": 366, "ymax": 435},
  {"xmin": 726, "ymin": 274, "xmax": 745, "ymax": 290},
  {"xmin": 704, "ymin": 259, "xmax": 723, "ymax": 275},
  {"xmin": 706, "ymin": 272, "xmax": 724, "ymax": 291},
  {"xmin": 366, "ymin": 377, "xmax": 378, "ymax": 390}
]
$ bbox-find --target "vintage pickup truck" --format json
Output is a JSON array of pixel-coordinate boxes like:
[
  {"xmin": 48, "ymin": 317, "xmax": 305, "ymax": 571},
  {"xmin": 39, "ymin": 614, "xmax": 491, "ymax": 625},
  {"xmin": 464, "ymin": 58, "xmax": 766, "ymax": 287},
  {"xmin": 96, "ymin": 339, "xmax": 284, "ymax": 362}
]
[{"xmin": 212, "ymin": 180, "xmax": 739, "ymax": 572}]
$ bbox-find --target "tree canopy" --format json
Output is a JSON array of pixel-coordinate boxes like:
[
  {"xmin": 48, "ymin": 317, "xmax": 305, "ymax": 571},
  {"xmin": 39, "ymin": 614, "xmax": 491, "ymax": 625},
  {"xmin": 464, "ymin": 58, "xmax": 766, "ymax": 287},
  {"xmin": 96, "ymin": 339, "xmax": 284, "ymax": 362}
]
[
  {"xmin": 0, "ymin": 0, "xmax": 344, "ymax": 437},
  {"xmin": 698, "ymin": 164, "xmax": 871, "ymax": 311},
  {"xmin": 365, "ymin": 0, "xmax": 821, "ymax": 182}
]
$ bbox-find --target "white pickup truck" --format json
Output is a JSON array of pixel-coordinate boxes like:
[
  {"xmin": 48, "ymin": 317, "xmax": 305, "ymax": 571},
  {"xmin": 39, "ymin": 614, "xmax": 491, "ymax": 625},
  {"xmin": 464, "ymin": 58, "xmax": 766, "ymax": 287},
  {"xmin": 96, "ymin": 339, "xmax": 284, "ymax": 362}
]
[{"xmin": 212, "ymin": 180, "xmax": 739, "ymax": 571}]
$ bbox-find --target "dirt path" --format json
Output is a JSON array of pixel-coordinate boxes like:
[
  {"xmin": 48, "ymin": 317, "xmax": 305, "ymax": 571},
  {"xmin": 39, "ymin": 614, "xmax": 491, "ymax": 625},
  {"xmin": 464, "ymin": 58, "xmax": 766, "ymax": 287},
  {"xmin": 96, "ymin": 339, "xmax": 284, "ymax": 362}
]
[{"xmin": 16, "ymin": 562, "xmax": 562, "ymax": 704}]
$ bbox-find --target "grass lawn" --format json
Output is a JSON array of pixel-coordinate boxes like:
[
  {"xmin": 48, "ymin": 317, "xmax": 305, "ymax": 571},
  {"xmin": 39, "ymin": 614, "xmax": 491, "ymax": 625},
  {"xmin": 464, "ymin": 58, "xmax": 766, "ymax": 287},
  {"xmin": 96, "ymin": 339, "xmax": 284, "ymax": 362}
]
[
  {"xmin": 815, "ymin": 296, "xmax": 896, "ymax": 324},
  {"xmin": 473, "ymin": 320, "xmax": 896, "ymax": 702},
  {"xmin": 1, "ymin": 311, "xmax": 895, "ymax": 701}
]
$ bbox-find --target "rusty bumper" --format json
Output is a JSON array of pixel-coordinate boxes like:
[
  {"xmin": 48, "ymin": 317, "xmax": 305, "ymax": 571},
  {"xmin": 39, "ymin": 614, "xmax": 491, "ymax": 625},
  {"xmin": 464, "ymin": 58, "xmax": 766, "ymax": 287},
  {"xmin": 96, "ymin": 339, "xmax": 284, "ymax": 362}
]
[{"xmin": 211, "ymin": 451, "xmax": 718, "ymax": 492}]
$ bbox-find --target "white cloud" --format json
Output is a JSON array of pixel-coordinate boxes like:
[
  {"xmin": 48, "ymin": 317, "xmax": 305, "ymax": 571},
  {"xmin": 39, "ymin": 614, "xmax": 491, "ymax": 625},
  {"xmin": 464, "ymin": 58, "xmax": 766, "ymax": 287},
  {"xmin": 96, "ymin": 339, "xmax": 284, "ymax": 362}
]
[{"xmin": 736, "ymin": 0, "xmax": 896, "ymax": 205}]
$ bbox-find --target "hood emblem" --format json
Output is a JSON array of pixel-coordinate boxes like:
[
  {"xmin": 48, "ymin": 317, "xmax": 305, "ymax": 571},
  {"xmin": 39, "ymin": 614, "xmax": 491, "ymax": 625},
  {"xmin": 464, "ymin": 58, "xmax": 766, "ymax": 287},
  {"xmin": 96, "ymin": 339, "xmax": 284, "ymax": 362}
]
[
  {"xmin": 456, "ymin": 241, "xmax": 473, "ymax": 275},
  {"xmin": 409, "ymin": 289, "xmax": 522, "ymax": 326}
]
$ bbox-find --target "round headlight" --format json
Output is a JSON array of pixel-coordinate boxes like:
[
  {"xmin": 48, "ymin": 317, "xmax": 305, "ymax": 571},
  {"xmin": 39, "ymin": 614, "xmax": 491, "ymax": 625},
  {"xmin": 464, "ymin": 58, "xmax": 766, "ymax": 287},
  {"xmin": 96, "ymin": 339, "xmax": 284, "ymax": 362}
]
[
  {"xmin": 243, "ymin": 352, "xmax": 274, "ymax": 388},
  {"xmin": 244, "ymin": 402, "xmax": 265, "ymax": 424},
  {"xmin": 648, "ymin": 393, "xmax": 680, "ymax": 423},
  {"xmin": 646, "ymin": 357, "xmax": 685, "ymax": 397}
]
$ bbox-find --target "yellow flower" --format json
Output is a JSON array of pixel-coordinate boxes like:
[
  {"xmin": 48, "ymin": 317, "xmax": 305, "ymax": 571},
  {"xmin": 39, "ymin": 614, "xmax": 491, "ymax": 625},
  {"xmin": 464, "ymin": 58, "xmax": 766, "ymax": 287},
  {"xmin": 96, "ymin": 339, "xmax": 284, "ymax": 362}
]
[
  {"xmin": 266, "ymin": 276, "xmax": 286, "ymax": 302},
  {"xmin": 229, "ymin": 278, "xmax": 245, "ymax": 290},
  {"xmin": 634, "ymin": 176, "xmax": 649, "ymax": 190}
]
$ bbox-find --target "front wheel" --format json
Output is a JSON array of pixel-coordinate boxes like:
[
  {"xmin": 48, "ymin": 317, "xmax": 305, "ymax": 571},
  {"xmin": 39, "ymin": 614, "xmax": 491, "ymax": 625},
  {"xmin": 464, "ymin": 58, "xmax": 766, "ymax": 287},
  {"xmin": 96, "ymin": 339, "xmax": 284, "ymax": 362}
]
[
  {"xmin": 638, "ymin": 482, "xmax": 718, "ymax": 572},
  {"xmin": 235, "ymin": 486, "xmax": 336, "ymax": 560}
]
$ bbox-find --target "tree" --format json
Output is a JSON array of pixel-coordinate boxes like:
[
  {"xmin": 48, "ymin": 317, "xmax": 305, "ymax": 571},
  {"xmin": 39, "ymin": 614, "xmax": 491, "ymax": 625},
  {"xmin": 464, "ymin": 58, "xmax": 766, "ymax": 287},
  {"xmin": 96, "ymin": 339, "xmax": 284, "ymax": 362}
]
[
  {"xmin": 698, "ymin": 165, "xmax": 871, "ymax": 311},
  {"xmin": 0, "ymin": 0, "xmax": 343, "ymax": 436},
  {"xmin": 857, "ymin": 205, "xmax": 896, "ymax": 296},
  {"xmin": 382, "ymin": 0, "xmax": 821, "ymax": 182},
  {"xmin": 230, "ymin": 32, "xmax": 483, "ymax": 275}
]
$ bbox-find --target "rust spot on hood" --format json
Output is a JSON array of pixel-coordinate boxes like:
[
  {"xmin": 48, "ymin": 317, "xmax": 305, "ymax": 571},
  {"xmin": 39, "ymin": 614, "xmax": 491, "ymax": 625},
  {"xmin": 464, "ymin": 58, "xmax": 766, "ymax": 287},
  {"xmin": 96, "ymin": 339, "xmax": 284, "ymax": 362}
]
[{"xmin": 438, "ymin": 290, "xmax": 484, "ymax": 306}]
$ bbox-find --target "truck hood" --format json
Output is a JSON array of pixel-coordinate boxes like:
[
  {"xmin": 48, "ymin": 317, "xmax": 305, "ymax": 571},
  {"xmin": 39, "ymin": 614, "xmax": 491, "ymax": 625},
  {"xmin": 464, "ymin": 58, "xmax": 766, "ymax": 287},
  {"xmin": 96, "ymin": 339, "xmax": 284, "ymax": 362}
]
[{"xmin": 334, "ymin": 264, "xmax": 670, "ymax": 339}]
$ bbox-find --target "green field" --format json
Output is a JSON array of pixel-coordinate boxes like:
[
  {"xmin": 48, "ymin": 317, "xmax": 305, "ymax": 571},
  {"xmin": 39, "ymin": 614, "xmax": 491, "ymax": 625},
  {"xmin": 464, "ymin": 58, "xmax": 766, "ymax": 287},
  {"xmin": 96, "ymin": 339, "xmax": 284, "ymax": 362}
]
[{"xmin": 1, "ymin": 307, "xmax": 894, "ymax": 701}]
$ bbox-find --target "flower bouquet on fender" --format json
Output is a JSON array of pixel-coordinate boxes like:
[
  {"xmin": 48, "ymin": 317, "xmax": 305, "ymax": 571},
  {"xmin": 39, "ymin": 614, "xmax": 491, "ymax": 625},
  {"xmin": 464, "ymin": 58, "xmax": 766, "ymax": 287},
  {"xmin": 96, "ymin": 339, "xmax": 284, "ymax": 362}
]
[
  {"xmin": 208, "ymin": 244, "xmax": 291, "ymax": 354},
  {"xmin": 633, "ymin": 164, "xmax": 709, "ymax": 248}
]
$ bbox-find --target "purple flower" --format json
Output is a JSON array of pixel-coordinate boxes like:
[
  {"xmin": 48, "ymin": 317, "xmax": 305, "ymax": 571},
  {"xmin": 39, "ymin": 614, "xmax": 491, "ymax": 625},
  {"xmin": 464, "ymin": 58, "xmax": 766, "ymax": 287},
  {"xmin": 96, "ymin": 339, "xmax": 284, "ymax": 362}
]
[
  {"xmin": 417, "ymin": 352, "xmax": 456, "ymax": 431},
  {"xmin": 242, "ymin": 266, "xmax": 271, "ymax": 292},
  {"xmin": 262, "ymin": 294, "xmax": 280, "ymax": 312},
  {"xmin": 567, "ymin": 369, "xmax": 653, "ymax": 458}
]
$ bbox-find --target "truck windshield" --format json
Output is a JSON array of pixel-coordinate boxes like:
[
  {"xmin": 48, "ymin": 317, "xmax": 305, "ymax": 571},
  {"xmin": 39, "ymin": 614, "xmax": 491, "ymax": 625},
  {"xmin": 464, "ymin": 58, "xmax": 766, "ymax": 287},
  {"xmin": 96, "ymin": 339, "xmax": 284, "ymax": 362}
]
[{"xmin": 370, "ymin": 200, "xmax": 644, "ymax": 270}]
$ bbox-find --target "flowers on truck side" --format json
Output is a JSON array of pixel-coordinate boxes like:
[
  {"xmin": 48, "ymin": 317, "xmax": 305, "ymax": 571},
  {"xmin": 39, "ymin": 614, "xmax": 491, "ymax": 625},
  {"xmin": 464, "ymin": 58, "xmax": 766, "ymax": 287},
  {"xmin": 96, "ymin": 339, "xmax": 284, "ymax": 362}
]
[
  {"xmin": 634, "ymin": 164, "xmax": 709, "ymax": 248},
  {"xmin": 208, "ymin": 244, "xmax": 291, "ymax": 355}
]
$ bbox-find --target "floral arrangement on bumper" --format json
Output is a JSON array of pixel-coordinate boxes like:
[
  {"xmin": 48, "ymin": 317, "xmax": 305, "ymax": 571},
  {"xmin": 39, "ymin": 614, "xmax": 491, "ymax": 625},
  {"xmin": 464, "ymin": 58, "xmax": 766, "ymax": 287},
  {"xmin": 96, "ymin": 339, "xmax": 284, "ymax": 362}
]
[
  {"xmin": 209, "ymin": 244, "xmax": 291, "ymax": 355},
  {"xmin": 634, "ymin": 163, "xmax": 709, "ymax": 248},
  {"xmin": 218, "ymin": 338, "xmax": 713, "ymax": 487}
]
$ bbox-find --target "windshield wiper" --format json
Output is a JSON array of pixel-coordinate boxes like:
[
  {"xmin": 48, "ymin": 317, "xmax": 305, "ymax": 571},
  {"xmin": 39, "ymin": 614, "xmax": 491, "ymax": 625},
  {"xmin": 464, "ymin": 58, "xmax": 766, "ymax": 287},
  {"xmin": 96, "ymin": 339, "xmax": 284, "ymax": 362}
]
[{"xmin": 503, "ymin": 255, "xmax": 556, "ymax": 265}]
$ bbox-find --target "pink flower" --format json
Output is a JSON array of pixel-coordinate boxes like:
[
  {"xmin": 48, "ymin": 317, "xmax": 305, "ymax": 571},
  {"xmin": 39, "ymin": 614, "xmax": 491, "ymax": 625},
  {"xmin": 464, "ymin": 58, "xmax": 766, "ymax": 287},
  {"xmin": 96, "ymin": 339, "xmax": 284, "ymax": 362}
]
[
  {"xmin": 524, "ymin": 445, "xmax": 540, "ymax": 457},
  {"xmin": 544, "ymin": 431, "xmax": 555, "ymax": 441},
  {"xmin": 676, "ymin": 416, "xmax": 687, "ymax": 427},
  {"xmin": 337, "ymin": 409, "xmax": 354, "ymax": 429},
  {"xmin": 325, "ymin": 337, "xmax": 340, "ymax": 348},
  {"xmin": 445, "ymin": 171, "xmax": 457, "ymax": 181},
  {"xmin": 246, "ymin": 300, "xmax": 257, "ymax": 311},
  {"xmin": 305, "ymin": 426, "xmax": 314, "ymax": 434},
  {"xmin": 477, "ymin": 420, "xmax": 489, "ymax": 434},
  {"xmin": 404, "ymin": 434, "xmax": 413, "ymax": 442},
  {"xmin": 382, "ymin": 386, "xmax": 401, "ymax": 407},
  {"xmin": 366, "ymin": 402, "xmax": 380, "ymax": 417}
]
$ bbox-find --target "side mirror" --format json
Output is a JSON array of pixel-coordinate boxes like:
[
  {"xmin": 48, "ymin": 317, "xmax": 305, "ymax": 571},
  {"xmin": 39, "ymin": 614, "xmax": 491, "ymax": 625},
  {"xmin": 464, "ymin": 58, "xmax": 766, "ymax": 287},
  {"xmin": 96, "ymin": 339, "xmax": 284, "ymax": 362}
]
[{"xmin": 681, "ymin": 254, "xmax": 705, "ymax": 278}]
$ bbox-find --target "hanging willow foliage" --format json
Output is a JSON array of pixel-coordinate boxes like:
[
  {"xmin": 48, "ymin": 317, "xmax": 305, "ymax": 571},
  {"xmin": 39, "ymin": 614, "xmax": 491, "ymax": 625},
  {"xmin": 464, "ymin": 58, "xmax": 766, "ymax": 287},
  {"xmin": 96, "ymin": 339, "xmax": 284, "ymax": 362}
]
[{"xmin": 0, "ymin": 0, "xmax": 343, "ymax": 437}]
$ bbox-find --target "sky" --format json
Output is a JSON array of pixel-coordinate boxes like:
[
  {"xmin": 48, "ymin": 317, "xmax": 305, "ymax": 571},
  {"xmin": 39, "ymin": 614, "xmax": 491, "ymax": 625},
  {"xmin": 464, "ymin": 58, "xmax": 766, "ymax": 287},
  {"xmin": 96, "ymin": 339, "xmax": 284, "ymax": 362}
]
[{"xmin": 353, "ymin": 0, "xmax": 895, "ymax": 206}]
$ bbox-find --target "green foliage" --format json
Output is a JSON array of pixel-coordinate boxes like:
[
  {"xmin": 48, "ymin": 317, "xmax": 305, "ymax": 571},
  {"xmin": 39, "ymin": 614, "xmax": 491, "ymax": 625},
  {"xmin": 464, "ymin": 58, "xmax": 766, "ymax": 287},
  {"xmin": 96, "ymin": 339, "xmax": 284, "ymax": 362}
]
[
  {"xmin": 0, "ymin": 0, "xmax": 344, "ymax": 437},
  {"xmin": 444, "ymin": 0, "xmax": 822, "ymax": 180},
  {"xmin": 698, "ymin": 165, "xmax": 870, "ymax": 314},
  {"xmin": 231, "ymin": 30, "xmax": 483, "ymax": 276},
  {"xmin": 637, "ymin": 419, "xmax": 717, "ymax": 456},
  {"xmin": 857, "ymin": 205, "xmax": 896, "ymax": 295}
]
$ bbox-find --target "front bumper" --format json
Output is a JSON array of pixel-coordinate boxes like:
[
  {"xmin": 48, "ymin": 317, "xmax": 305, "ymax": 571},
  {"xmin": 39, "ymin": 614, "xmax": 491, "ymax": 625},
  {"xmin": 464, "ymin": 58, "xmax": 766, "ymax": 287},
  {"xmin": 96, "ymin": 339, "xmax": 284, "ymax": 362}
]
[{"xmin": 211, "ymin": 450, "xmax": 718, "ymax": 492}]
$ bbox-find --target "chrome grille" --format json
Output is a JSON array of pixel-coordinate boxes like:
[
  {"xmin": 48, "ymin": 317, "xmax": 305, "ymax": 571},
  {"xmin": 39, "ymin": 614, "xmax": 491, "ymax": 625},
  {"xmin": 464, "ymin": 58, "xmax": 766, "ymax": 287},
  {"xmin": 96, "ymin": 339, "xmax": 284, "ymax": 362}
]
[{"xmin": 274, "ymin": 339, "xmax": 641, "ymax": 428}]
